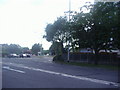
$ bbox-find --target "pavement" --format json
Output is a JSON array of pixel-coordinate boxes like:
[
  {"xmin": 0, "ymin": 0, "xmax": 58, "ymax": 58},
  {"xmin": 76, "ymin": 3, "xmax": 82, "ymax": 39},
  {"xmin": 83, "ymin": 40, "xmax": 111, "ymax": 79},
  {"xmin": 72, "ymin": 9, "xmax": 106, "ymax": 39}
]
[{"xmin": 1, "ymin": 56, "xmax": 119, "ymax": 88}]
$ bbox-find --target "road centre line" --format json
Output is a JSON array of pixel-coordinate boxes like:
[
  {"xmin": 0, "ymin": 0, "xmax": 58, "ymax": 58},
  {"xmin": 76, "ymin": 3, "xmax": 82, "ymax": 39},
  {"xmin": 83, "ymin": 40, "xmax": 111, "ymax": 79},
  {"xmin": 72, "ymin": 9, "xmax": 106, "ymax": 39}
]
[
  {"xmin": 2, "ymin": 62, "xmax": 119, "ymax": 87},
  {"xmin": 3, "ymin": 66, "xmax": 25, "ymax": 74}
]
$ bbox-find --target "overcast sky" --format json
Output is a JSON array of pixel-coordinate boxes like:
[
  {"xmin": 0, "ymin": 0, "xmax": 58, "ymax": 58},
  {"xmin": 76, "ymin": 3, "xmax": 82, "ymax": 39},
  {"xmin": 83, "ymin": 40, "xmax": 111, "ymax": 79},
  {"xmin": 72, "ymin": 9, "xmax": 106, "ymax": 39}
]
[{"xmin": 0, "ymin": 0, "xmax": 94, "ymax": 50}]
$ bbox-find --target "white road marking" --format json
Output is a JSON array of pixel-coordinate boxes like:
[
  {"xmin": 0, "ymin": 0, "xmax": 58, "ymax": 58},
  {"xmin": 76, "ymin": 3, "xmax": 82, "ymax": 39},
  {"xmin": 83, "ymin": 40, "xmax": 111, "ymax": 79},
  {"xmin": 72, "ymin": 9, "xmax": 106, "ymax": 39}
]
[
  {"xmin": 22, "ymin": 66, "xmax": 119, "ymax": 87},
  {"xmin": 2, "ymin": 62, "xmax": 119, "ymax": 87},
  {"xmin": 3, "ymin": 66, "xmax": 25, "ymax": 74}
]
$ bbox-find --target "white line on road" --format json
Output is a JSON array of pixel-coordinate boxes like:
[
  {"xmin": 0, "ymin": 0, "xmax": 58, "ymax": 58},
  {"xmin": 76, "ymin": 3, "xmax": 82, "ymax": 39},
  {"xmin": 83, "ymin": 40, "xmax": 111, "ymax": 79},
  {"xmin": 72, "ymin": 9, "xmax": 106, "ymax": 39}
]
[
  {"xmin": 2, "ymin": 62, "xmax": 119, "ymax": 87},
  {"xmin": 22, "ymin": 66, "xmax": 119, "ymax": 87},
  {"xmin": 3, "ymin": 66, "xmax": 25, "ymax": 74}
]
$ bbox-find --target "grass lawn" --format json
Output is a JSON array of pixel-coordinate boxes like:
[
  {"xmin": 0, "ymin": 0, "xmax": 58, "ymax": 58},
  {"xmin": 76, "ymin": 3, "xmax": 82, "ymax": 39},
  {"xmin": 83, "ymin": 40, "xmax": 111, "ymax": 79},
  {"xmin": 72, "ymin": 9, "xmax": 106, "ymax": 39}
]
[{"xmin": 54, "ymin": 60, "xmax": 119, "ymax": 70}]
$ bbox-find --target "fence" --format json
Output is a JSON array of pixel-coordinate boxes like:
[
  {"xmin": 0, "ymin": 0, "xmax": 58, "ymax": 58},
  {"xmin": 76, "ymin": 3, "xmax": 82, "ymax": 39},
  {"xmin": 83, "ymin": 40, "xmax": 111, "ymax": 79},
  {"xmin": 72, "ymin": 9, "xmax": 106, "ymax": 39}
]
[{"xmin": 62, "ymin": 52, "xmax": 119, "ymax": 65}]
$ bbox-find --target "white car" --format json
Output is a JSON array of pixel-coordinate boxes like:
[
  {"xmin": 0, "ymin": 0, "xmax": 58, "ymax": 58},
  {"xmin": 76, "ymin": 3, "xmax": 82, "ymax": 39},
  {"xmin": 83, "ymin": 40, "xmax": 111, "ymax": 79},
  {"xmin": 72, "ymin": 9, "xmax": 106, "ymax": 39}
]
[{"xmin": 8, "ymin": 54, "xmax": 19, "ymax": 58}]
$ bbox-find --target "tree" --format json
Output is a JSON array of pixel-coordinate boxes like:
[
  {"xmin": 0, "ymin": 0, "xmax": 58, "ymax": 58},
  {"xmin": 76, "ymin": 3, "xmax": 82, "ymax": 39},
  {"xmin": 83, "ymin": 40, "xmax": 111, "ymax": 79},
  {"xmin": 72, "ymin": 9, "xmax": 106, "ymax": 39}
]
[
  {"xmin": 44, "ymin": 24, "xmax": 56, "ymax": 42},
  {"xmin": 42, "ymin": 50, "xmax": 49, "ymax": 55},
  {"xmin": 2, "ymin": 44, "xmax": 9, "ymax": 57},
  {"xmin": 44, "ymin": 17, "xmax": 68, "ymax": 55},
  {"xmin": 86, "ymin": 2, "xmax": 119, "ymax": 57},
  {"xmin": 2, "ymin": 44, "xmax": 22, "ymax": 57},
  {"xmin": 49, "ymin": 41, "xmax": 65, "ymax": 55},
  {"xmin": 109, "ymin": 1, "xmax": 120, "ymax": 50},
  {"xmin": 44, "ymin": 1, "xmax": 120, "ymax": 64},
  {"xmin": 7, "ymin": 44, "xmax": 22, "ymax": 54},
  {"xmin": 71, "ymin": 11, "xmax": 89, "ymax": 50},
  {"xmin": 22, "ymin": 47, "xmax": 31, "ymax": 54},
  {"xmin": 66, "ymin": 2, "xmax": 119, "ymax": 64},
  {"xmin": 31, "ymin": 43, "xmax": 43, "ymax": 55}
]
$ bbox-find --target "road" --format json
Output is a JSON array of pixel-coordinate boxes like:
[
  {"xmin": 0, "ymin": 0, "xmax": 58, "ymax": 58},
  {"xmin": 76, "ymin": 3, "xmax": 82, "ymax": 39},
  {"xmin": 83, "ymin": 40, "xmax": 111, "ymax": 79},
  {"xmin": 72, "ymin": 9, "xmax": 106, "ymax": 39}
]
[{"xmin": 1, "ymin": 56, "xmax": 119, "ymax": 88}]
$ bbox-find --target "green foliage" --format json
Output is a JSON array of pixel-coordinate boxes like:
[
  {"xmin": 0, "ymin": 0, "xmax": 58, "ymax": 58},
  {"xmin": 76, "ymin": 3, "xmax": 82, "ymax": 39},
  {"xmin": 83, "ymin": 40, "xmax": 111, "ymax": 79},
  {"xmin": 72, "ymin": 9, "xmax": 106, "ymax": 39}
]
[
  {"xmin": 44, "ymin": 17, "xmax": 68, "ymax": 42},
  {"xmin": 88, "ymin": 2, "xmax": 119, "ymax": 52},
  {"xmin": 71, "ymin": 2, "xmax": 119, "ymax": 53},
  {"xmin": 22, "ymin": 47, "xmax": 30, "ymax": 54},
  {"xmin": 31, "ymin": 43, "xmax": 43, "ymax": 55},
  {"xmin": 44, "ymin": 1, "xmax": 120, "ymax": 61},
  {"xmin": 49, "ymin": 41, "xmax": 64, "ymax": 55},
  {"xmin": 44, "ymin": 24, "xmax": 55, "ymax": 42},
  {"xmin": 44, "ymin": 17, "xmax": 68, "ymax": 55},
  {"xmin": 42, "ymin": 50, "xmax": 49, "ymax": 55},
  {"xmin": 1, "ymin": 44, "xmax": 24, "ymax": 57}
]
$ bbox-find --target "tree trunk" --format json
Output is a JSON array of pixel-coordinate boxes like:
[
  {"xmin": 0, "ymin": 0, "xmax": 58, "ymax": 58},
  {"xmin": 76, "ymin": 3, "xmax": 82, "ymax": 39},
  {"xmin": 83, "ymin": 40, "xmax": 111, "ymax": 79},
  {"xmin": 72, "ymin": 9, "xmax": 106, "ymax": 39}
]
[
  {"xmin": 94, "ymin": 50, "xmax": 99, "ymax": 65},
  {"xmin": 59, "ymin": 41, "xmax": 64, "ymax": 55}
]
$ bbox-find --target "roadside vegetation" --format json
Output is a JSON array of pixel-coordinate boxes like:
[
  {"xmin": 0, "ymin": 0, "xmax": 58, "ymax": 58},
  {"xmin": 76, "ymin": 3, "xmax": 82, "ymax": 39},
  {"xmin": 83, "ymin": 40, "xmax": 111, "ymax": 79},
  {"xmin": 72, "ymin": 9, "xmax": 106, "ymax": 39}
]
[
  {"xmin": 44, "ymin": 2, "xmax": 120, "ymax": 65},
  {"xmin": 1, "ymin": 43, "xmax": 45, "ymax": 57},
  {"xmin": 54, "ymin": 60, "xmax": 119, "ymax": 70}
]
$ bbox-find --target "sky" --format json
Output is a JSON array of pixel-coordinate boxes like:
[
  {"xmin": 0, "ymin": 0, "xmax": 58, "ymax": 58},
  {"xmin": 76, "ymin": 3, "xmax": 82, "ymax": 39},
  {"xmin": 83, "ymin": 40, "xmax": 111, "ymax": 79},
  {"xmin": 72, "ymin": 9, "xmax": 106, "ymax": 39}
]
[{"xmin": 0, "ymin": 0, "xmax": 94, "ymax": 50}]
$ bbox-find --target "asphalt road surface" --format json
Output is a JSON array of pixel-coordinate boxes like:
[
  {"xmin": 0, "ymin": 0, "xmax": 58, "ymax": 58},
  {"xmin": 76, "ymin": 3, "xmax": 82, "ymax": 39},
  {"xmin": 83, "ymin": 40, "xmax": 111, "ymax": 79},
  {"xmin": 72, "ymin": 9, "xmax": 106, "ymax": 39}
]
[{"xmin": 1, "ymin": 56, "xmax": 119, "ymax": 88}]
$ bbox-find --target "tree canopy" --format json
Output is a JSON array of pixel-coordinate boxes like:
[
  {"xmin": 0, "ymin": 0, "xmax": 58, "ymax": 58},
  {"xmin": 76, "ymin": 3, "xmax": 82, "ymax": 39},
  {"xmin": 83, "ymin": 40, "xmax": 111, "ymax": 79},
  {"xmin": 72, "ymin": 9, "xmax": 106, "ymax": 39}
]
[
  {"xmin": 44, "ymin": 1, "xmax": 120, "ymax": 59},
  {"xmin": 1, "ymin": 44, "xmax": 30, "ymax": 57},
  {"xmin": 31, "ymin": 43, "xmax": 43, "ymax": 55}
]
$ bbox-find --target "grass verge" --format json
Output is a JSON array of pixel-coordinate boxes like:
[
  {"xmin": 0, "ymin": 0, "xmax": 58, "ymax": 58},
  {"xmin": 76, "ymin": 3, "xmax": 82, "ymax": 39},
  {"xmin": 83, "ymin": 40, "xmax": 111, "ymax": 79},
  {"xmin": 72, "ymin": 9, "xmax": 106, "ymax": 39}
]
[{"xmin": 54, "ymin": 60, "xmax": 119, "ymax": 70}]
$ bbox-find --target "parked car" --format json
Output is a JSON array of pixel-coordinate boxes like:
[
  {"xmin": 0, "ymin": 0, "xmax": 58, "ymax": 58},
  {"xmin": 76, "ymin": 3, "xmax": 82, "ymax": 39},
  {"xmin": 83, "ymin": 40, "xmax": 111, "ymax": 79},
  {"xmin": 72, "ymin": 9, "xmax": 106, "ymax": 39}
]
[
  {"xmin": 26, "ymin": 54, "xmax": 31, "ymax": 57},
  {"xmin": 19, "ymin": 54, "xmax": 24, "ymax": 58},
  {"xmin": 19, "ymin": 54, "xmax": 31, "ymax": 58},
  {"xmin": 8, "ymin": 54, "xmax": 19, "ymax": 58}
]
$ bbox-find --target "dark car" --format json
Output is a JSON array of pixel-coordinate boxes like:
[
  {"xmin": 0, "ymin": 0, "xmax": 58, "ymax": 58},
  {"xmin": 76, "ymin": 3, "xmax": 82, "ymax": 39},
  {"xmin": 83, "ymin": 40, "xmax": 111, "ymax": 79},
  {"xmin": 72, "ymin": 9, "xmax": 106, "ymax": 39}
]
[
  {"xmin": 19, "ymin": 54, "xmax": 24, "ymax": 58},
  {"xmin": 26, "ymin": 54, "xmax": 31, "ymax": 58},
  {"xmin": 19, "ymin": 54, "xmax": 31, "ymax": 58}
]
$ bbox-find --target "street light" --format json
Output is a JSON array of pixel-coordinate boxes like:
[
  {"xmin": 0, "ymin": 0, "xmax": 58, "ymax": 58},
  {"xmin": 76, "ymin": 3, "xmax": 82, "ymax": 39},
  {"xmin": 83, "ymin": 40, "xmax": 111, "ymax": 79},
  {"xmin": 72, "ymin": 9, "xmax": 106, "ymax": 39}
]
[
  {"xmin": 67, "ymin": 0, "xmax": 71, "ymax": 62},
  {"xmin": 64, "ymin": 0, "xmax": 72, "ymax": 62}
]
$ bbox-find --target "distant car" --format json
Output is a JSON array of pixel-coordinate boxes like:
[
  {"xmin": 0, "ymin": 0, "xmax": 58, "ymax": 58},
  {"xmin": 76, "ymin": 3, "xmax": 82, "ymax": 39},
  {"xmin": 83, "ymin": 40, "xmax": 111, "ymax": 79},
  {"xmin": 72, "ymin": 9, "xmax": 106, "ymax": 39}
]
[
  {"xmin": 8, "ymin": 54, "xmax": 19, "ymax": 58},
  {"xmin": 19, "ymin": 54, "xmax": 24, "ymax": 58},
  {"xmin": 19, "ymin": 54, "xmax": 31, "ymax": 58},
  {"xmin": 26, "ymin": 54, "xmax": 31, "ymax": 58},
  {"xmin": 23, "ymin": 54, "xmax": 27, "ymax": 57}
]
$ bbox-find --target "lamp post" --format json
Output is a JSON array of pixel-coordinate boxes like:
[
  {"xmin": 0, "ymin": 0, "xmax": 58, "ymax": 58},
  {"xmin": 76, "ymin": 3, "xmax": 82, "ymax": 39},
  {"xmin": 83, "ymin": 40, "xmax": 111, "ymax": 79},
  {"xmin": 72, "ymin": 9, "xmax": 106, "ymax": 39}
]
[
  {"xmin": 67, "ymin": 0, "xmax": 71, "ymax": 62},
  {"xmin": 64, "ymin": 0, "xmax": 72, "ymax": 62}
]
